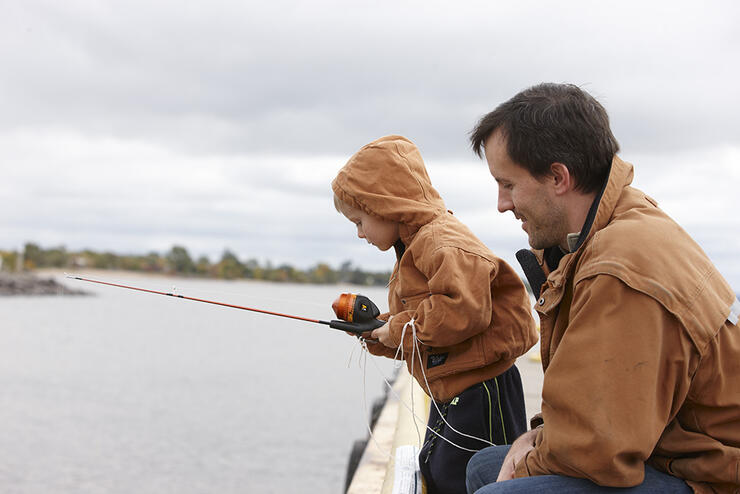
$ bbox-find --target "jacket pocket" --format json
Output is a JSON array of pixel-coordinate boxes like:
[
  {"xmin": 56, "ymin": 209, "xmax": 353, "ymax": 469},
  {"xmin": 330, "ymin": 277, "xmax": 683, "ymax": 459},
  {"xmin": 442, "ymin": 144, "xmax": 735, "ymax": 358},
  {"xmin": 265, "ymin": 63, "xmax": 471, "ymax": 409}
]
[
  {"xmin": 421, "ymin": 334, "xmax": 486, "ymax": 380},
  {"xmin": 394, "ymin": 291, "xmax": 430, "ymax": 313}
]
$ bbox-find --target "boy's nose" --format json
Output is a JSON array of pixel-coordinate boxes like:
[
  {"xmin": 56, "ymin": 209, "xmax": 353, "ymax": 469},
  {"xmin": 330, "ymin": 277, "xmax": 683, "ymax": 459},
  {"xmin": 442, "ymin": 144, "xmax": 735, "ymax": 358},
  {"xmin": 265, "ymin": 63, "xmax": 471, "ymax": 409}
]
[{"xmin": 357, "ymin": 226, "xmax": 365, "ymax": 238}]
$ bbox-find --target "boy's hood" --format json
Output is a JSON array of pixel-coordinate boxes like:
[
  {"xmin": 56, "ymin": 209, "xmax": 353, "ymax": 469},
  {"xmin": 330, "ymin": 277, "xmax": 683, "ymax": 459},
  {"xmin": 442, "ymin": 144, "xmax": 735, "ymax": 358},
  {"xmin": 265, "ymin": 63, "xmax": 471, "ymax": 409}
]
[{"xmin": 331, "ymin": 135, "xmax": 446, "ymax": 228}]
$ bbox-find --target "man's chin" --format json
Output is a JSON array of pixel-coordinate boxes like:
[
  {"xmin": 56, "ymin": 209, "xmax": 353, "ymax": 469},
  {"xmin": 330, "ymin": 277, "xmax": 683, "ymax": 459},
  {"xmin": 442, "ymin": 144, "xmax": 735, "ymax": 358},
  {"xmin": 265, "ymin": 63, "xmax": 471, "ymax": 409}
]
[
  {"xmin": 529, "ymin": 237, "xmax": 561, "ymax": 251},
  {"xmin": 527, "ymin": 235, "xmax": 550, "ymax": 251}
]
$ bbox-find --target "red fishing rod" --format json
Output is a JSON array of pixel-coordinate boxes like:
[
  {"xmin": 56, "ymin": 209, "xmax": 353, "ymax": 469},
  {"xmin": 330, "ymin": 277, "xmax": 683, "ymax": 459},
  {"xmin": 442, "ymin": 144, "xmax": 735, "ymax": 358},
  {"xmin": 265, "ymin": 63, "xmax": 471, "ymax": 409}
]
[{"xmin": 66, "ymin": 274, "xmax": 384, "ymax": 335}]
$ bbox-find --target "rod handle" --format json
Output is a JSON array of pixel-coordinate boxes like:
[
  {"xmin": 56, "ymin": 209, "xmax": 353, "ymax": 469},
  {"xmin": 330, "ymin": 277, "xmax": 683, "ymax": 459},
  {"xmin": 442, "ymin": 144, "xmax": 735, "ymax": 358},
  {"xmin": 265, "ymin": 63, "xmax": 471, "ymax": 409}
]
[{"xmin": 328, "ymin": 318, "xmax": 384, "ymax": 335}]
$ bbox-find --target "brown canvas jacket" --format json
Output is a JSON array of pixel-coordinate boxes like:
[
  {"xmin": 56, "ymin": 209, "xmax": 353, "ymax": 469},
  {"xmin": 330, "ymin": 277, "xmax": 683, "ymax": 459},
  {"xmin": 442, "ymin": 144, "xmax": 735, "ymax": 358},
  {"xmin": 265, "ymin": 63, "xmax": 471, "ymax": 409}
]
[
  {"xmin": 332, "ymin": 135, "xmax": 538, "ymax": 401},
  {"xmin": 514, "ymin": 156, "xmax": 740, "ymax": 493}
]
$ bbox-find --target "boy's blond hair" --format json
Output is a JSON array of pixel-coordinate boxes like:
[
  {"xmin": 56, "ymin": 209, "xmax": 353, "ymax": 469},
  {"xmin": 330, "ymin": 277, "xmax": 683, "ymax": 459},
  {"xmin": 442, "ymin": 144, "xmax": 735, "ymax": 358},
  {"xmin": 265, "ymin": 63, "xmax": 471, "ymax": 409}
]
[{"xmin": 333, "ymin": 194, "xmax": 348, "ymax": 215}]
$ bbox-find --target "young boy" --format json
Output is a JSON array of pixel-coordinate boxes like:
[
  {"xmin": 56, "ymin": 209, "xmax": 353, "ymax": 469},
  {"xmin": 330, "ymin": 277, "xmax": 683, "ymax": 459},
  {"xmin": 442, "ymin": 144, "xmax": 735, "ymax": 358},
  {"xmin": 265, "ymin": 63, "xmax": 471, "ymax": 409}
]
[{"xmin": 331, "ymin": 135, "xmax": 538, "ymax": 494}]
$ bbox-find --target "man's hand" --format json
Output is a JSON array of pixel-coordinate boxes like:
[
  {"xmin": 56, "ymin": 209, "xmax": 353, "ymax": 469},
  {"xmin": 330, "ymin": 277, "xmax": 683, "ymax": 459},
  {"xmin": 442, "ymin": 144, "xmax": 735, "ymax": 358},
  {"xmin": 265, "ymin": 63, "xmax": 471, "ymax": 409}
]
[
  {"xmin": 371, "ymin": 320, "xmax": 396, "ymax": 348},
  {"xmin": 497, "ymin": 427, "xmax": 540, "ymax": 481}
]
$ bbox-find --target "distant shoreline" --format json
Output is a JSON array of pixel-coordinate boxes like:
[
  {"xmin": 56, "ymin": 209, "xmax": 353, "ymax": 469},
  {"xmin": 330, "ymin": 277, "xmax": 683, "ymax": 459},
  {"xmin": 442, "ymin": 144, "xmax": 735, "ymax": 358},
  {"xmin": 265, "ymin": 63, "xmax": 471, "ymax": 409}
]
[{"xmin": 2, "ymin": 244, "xmax": 391, "ymax": 286}]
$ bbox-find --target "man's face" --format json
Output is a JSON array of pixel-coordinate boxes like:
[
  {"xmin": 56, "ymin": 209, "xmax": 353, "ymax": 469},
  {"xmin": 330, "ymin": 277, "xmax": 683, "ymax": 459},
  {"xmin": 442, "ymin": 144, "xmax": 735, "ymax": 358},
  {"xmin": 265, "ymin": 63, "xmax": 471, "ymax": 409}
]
[
  {"xmin": 340, "ymin": 203, "xmax": 400, "ymax": 252},
  {"xmin": 484, "ymin": 131, "xmax": 567, "ymax": 250}
]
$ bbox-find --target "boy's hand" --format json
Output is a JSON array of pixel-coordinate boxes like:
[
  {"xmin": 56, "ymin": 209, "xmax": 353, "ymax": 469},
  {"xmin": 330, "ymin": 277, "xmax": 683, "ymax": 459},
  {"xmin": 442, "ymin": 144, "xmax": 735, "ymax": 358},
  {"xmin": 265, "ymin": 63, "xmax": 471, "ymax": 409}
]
[{"xmin": 371, "ymin": 320, "xmax": 396, "ymax": 348}]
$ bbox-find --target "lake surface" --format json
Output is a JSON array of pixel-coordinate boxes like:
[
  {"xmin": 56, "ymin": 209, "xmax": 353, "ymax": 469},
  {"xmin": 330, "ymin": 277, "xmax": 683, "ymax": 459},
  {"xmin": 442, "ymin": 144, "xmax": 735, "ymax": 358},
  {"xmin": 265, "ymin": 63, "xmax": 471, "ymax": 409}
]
[{"xmin": 0, "ymin": 273, "xmax": 394, "ymax": 493}]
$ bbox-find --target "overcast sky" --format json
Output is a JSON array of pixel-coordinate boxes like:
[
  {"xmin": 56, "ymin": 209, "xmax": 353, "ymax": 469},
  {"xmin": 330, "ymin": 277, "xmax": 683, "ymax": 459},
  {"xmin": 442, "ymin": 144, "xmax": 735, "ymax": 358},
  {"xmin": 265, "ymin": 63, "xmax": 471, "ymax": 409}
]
[{"xmin": 2, "ymin": 0, "xmax": 739, "ymax": 289}]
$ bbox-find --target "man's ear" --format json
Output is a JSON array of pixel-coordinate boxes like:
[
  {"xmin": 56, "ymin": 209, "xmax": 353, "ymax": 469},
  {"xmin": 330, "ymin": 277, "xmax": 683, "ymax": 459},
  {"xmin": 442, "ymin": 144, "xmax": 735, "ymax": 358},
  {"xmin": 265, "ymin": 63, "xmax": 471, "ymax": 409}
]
[{"xmin": 549, "ymin": 162, "xmax": 572, "ymax": 195}]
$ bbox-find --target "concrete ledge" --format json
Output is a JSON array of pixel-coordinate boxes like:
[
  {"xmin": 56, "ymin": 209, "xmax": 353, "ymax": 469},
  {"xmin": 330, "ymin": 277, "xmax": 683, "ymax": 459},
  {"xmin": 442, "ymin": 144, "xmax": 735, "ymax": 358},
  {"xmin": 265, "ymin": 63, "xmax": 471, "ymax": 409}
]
[{"xmin": 347, "ymin": 367, "xmax": 429, "ymax": 494}]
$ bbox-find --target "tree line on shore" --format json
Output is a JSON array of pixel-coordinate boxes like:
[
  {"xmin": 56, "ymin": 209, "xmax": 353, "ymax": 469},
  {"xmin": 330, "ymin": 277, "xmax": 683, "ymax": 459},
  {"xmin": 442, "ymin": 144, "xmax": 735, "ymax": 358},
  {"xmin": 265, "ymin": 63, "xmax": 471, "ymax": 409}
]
[{"xmin": 0, "ymin": 243, "xmax": 391, "ymax": 286}]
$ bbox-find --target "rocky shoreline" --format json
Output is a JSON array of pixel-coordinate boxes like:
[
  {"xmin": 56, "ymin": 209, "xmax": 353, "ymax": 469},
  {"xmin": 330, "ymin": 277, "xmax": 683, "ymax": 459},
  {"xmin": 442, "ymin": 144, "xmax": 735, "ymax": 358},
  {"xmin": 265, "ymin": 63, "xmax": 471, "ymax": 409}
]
[{"xmin": 0, "ymin": 272, "xmax": 90, "ymax": 296}]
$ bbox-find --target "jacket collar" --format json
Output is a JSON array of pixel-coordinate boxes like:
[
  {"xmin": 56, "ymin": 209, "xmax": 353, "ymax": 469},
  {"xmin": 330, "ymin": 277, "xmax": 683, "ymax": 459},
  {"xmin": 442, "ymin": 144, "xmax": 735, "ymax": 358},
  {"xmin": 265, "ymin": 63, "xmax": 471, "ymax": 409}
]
[
  {"xmin": 548, "ymin": 156, "xmax": 634, "ymax": 268},
  {"xmin": 587, "ymin": 156, "xmax": 634, "ymax": 244},
  {"xmin": 518, "ymin": 156, "xmax": 634, "ymax": 293}
]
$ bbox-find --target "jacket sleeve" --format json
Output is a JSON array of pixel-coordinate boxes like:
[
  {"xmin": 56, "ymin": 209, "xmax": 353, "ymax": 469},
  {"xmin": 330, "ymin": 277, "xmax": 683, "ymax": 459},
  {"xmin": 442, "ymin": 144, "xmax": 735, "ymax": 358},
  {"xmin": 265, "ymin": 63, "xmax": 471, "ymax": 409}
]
[
  {"xmin": 514, "ymin": 275, "xmax": 695, "ymax": 486},
  {"xmin": 388, "ymin": 247, "xmax": 496, "ymax": 350}
]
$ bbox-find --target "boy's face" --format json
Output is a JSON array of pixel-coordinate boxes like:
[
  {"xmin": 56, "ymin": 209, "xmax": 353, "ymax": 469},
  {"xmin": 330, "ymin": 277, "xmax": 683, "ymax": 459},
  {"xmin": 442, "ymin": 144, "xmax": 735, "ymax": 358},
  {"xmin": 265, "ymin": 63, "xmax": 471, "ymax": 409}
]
[{"xmin": 340, "ymin": 203, "xmax": 400, "ymax": 252}]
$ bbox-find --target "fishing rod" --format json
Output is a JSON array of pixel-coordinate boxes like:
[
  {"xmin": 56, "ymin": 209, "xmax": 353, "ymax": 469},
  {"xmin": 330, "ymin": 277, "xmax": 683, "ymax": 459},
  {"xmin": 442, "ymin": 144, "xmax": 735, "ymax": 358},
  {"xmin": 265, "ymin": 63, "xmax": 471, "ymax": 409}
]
[{"xmin": 66, "ymin": 274, "xmax": 385, "ymax": 335}]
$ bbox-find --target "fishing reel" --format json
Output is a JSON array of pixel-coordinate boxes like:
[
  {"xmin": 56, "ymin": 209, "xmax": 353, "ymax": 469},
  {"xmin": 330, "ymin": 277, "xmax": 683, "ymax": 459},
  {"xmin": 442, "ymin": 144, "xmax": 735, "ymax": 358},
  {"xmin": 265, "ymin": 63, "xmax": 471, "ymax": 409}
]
[{"xmin": 329, "ymin": 293, "xmax": 385, "ymax": 335}]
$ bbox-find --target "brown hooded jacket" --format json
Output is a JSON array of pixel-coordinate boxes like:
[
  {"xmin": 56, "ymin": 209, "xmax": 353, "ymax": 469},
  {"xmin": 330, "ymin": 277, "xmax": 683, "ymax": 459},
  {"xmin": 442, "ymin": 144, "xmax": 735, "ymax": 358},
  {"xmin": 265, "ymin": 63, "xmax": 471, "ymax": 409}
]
[
  {"xmin": 514, "ymin": 157, "xmax": 740, "ymax": 493},
  {"xmin": 332, "ymin": 135, "xmax": 538, "ymax": 401}
]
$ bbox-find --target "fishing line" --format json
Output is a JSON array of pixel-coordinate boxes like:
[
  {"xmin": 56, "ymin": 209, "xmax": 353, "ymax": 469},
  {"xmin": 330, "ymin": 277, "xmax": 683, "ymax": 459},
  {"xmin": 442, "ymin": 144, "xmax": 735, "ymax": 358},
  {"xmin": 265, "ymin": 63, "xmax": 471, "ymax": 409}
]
[
  {"xmin": 356, "ymin": 337, "xmax": 393, "ymax": 461},
  {"xmin": 366, "ymin": 348, "xmax": 488, "ymax": 454},
  {"xmin": 358, "ymin": 319, "xmax": 495, "ymax": 455},
  {"xmin": 403, "ymin": 318, "xmax": 493, "ymax": 450},
  {"xmin": 397, "ymin": 318, "xmax": 424, "ymax": 448},
  {"xmin": 360, "ymin": 343, "xmax": 433, "ymax": 454},
  {"xmin": 408, "ymin": 319, "xmax": 495, "ymax": 449}
]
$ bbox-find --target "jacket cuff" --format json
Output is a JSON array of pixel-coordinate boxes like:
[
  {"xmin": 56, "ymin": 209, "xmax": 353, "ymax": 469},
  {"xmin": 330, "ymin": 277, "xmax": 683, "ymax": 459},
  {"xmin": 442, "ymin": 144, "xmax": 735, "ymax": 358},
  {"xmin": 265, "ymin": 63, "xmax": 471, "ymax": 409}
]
[
  {"xmin": 514, "ymin": 450, "xmax": 533, "ymax": 478},
  {"xmin": 514, "ymin": 425, "xmax": 543, "ymax": 478}
]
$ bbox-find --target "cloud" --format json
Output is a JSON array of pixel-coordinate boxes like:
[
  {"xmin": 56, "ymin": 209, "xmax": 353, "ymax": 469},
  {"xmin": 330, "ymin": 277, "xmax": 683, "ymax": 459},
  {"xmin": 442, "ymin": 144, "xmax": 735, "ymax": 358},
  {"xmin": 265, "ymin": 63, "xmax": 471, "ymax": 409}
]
[
  {"xmin": 3, "ymin": 1, "xmax": 738, "ymax": 157},
  {"xmin": 1, "ymin": 0, "xmax": 739, "ymax": 289}
]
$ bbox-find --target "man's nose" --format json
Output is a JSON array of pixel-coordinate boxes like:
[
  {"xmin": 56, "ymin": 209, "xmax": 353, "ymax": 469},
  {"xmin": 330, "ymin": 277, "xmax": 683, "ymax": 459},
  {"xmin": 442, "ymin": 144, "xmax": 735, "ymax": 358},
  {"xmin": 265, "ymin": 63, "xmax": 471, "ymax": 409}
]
[
  {"xmin": 498, "ymin": 192, "xmax": 513, "ymax": 213},
  {"xmin": 357, "ymin": 226, "xmax": 365, "ymax": 238}
]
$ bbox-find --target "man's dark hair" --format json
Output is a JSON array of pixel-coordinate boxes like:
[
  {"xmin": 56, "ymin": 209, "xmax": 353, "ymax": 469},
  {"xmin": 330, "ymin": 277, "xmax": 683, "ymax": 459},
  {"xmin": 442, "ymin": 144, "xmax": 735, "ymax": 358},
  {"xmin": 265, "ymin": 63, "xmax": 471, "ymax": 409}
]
[{"xmin": 470, "ymin": 83, "xmax": 620, "ymax": 194}]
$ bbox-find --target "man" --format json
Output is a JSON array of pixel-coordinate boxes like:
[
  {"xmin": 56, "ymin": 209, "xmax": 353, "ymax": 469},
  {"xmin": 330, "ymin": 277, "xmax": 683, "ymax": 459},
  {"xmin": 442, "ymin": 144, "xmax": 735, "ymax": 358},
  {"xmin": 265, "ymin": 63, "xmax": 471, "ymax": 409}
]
[{"xmin": 465, "ymin": 83, "xmax": 740, "ymax": 493}]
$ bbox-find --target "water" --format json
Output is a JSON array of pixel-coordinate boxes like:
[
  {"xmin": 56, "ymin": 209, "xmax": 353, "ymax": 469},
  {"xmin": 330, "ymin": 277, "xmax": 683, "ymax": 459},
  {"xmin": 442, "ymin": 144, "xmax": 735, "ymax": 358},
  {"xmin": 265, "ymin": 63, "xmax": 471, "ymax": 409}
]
[{"xmin": 0, "ymin": 273, "xmax": 394, "ymax": 493}]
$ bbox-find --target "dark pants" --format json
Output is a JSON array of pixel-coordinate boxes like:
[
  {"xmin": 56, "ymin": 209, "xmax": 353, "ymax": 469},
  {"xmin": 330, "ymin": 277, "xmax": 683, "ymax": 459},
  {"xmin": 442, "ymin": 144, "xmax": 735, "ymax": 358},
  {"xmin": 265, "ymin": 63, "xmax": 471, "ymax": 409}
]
[{"xmin": 419, "ymin": 364, "xmax": 527, "ymax": 494}]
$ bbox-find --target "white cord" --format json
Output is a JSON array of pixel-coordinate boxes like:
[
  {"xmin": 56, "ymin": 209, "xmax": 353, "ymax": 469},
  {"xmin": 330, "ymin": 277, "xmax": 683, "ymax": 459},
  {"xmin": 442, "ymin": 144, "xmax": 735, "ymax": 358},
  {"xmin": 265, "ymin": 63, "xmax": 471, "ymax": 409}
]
[
  {"xmin": 357, "ymin": 319, "xmax": 495, "ymax": 454},
  {"xmin": 355, "ymin": 337, "xmax": 393, "ymax": 460},
  {"xmin": 405, "ymin": 318, "xmax": 495, "ymax": 449}
]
